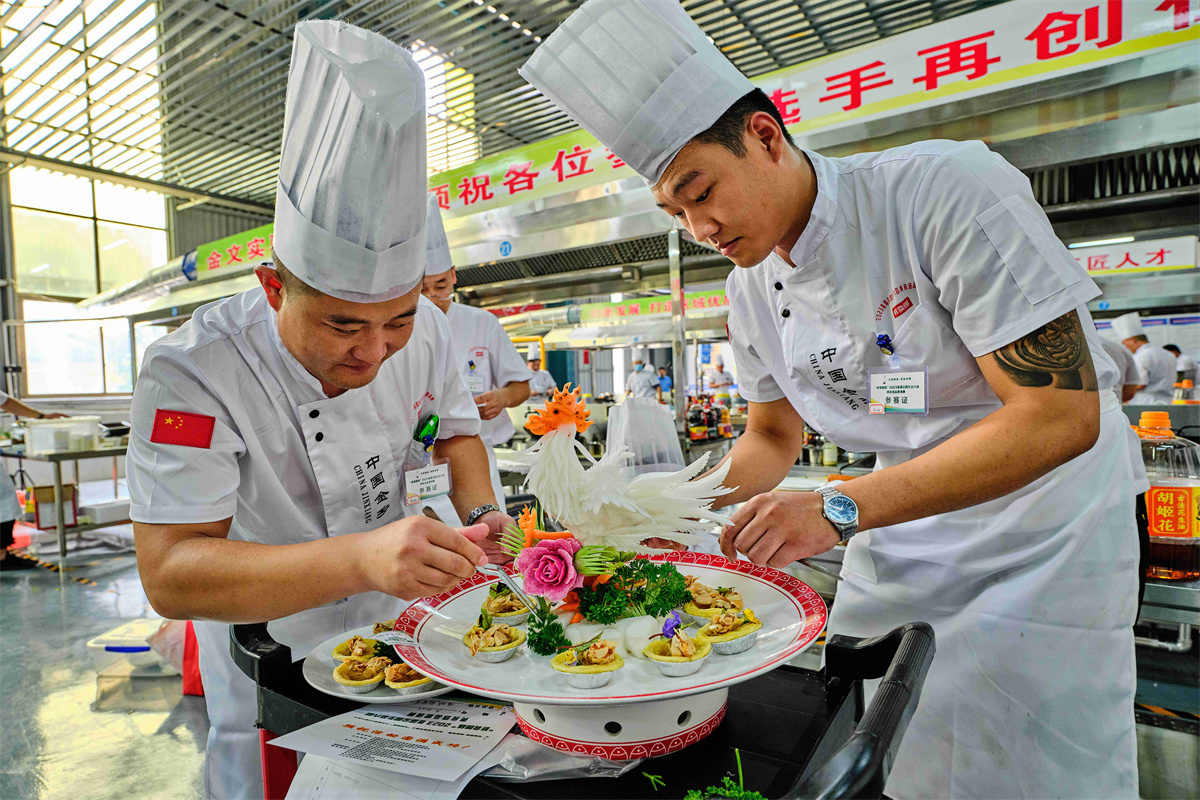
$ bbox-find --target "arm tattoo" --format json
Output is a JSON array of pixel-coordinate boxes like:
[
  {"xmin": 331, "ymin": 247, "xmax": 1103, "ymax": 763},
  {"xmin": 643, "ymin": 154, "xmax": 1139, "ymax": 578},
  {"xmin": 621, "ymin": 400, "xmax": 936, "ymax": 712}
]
[{"xmin": 992, "ymin": 310, "xmax": 1098, "ymax": 391}]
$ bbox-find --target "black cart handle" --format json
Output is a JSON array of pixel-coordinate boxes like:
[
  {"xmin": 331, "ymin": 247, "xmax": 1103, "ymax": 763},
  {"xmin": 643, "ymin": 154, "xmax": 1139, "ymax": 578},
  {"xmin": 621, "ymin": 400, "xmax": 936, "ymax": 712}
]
[
  {"xmin": 784, "ymin": 622, "xmax": 936, "ymax": 800},
  {"xmin": 231, "ymin": 622, "xmax": 293, "ymax": 690}
]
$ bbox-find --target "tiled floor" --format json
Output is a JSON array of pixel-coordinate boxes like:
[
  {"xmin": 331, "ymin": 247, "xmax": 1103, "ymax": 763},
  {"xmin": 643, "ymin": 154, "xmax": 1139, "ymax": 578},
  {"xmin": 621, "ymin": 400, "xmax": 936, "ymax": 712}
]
[{"xmin": 0, "ymin": 551, "xmax": 207, "ymax": 800}]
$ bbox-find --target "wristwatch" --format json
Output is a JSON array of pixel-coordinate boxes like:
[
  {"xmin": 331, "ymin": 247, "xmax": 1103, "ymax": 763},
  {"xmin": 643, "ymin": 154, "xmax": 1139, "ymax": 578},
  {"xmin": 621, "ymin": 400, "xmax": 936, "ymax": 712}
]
[
  {"xmin": 464, "ymin": 503, "xmax": 500, "ymax": 527},
  {"xmin": 815, "ymin": 486, "xmax": 859, "ymax": 543}
]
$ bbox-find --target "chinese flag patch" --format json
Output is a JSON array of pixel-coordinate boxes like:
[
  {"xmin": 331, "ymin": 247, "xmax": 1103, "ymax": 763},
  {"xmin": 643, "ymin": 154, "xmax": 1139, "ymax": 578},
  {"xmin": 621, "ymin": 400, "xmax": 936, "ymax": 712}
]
[{"xmin": 150, "ymin": 409, "xmax": 215, "ymax": 449}]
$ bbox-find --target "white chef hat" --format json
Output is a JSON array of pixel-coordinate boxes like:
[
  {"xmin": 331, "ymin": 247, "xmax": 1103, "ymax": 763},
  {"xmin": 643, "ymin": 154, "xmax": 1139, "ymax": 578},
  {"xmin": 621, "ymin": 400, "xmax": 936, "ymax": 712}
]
[
  {"xmin": 631, "ymin": 347, "xmax": 646, "ymax": 362},
  {"xmin": 274, "ymin": 21, "xmax": 427, "ymax": 303},
  {"xmin": 519, "ymin": 0, "xmax": 752, "ymax": 185},
  {"xmin": 1111, "ymin": 312, "xmax": 1145, "ymax": 340},
  {"xmin": 527, "ymin": 344, "xmax": 542, "ymax": 361},
  {"xmin": 424, "ymin": 194, "xmax": 454, "ymax": 277}
]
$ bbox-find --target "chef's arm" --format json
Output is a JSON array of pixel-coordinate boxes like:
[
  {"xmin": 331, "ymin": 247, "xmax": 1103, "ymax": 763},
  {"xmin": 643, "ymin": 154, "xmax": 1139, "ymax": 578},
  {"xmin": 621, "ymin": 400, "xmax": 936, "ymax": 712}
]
[
  {"xmin": 1122, "ymin": 383, "xmax": 1143, "ymax": 402},
  {"xmin": 707, "ymin": 397, "xmax": 806, "ymax": 508},
  {"xmin": 134, "ymin": 515, "xmax": 488, "ymax": 623},
  {"xmin": 721, "ymin": 311, "xmax": 1104, "ymax": 566},
  {"xmin": 474, "ymin": 381, "xmax": 530, "ymax": 421},
  {"xmin": 838, "ymin": 310, "xmax": 1101, "ymax": 530}
]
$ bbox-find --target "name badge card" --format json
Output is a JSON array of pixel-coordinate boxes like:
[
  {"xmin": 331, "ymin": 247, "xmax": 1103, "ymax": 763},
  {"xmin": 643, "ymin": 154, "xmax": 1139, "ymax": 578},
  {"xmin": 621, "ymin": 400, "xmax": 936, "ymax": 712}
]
[
  {"xmin": 867, "ymin": 366, "xmax": 930, "ymax": 415},
  {"xmin": 464, "ymin": 349, "xmax": 490, "ymax": 394},
  {"xmin": 405, "ymin": 458, "xmax": 453, "ymax": 505}
]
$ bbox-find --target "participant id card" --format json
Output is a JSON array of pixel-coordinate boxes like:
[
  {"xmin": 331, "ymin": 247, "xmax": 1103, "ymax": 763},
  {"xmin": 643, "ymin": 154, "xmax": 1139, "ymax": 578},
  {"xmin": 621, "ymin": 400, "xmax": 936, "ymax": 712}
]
[
  {"xmin": 867, "ymin": 366, "xmax": 929, "ymax": 415},
  {"xmin": 405, "ymin": 458, "xmax": 452, "ymax": 506}
]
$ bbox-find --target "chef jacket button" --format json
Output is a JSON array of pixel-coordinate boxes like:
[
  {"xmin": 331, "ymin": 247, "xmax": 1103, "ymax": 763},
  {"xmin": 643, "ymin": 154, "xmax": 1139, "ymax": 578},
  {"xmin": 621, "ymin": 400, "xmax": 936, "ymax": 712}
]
[
  {"xmin": 774, "ymin": 281, "xmax": 783, "ymax": 290},
  {"xmin": 309, "ymin": 410, "xmax": 319, "ymax": 419},
  {"xmin": 315, "ymin": 432, "xmax": 324, "ymax": 442},
  {"xmin": 781, "ymin": 308, "xmax": 791, "ymax": 318}
]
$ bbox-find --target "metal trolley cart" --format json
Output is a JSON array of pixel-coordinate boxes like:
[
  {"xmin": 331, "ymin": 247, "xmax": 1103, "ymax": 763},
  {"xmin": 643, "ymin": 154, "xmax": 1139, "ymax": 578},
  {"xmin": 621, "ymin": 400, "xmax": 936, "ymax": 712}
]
[{"xmin": 232, "ymin": 621, "xmax": 934, "ymax": 799}]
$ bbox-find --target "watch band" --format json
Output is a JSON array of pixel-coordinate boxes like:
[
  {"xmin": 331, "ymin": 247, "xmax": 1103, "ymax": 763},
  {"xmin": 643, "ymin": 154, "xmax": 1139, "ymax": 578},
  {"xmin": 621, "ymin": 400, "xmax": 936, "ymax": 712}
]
[
  {"xmin": 816, "ymin": 486, "xmax": 859, "ymax": 542},
  {"xmin": 464, "ymin": 503, "xmax": 500, "ymax": 527}
]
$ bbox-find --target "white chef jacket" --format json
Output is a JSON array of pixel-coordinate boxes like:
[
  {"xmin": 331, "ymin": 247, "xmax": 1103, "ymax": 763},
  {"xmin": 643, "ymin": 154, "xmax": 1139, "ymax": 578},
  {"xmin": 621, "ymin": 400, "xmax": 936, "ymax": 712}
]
[
  {"xmin": 1100, "ymin": 337, "xmax": 1138, "ymax": 392},
  {"xmin": 444, "ymin": 302, "xmax": 533, "ymax": 446},
  {"xmin": 0, "ymin": 392, "xmax": 21, "ymax": 523},
  {"xmin": 127, "ymin": 289, "xmax": 480, "ymax": 800},
  {"xmin": 1129, "ymin": 342, "xmax": 1177, "ymax": 404},
  {"xmin": 1176, "ymin": 352, "xmax": 1197, "ymax": 381},
  {"xmin": 529, "ymin": 369, "xmax": 557, "ymax": 396},
  {"xmin": 626, "ymin": 368, "xmax": 660, "ymax": 398},
  {"xmin": 727, "ymin": 140, "xmax": 1142, "ymax": 799},
  {"xmin": 707, "ymin": 368, "xmax": 734, "ymax": 389}
]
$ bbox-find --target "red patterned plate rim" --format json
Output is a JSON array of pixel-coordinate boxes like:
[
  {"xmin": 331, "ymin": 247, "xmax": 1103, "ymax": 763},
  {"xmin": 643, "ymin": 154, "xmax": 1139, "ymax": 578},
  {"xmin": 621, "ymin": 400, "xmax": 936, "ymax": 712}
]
[{"xmin": 392, "ymin": 552, "xmax": 827, "ymax": 706}]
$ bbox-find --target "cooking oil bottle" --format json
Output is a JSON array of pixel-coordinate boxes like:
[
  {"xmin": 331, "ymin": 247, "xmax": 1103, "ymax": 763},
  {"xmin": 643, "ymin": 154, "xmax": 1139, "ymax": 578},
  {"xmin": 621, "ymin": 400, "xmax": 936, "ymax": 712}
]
[{"xmin": 1135, "ymin": 411, "xmax": 1200, "ymax": 580}]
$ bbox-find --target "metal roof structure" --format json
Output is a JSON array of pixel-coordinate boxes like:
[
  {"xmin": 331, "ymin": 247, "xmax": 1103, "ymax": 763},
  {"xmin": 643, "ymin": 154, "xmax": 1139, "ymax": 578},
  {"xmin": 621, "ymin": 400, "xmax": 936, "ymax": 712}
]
[{"xmin": 1, "ymin": 0, "xmax": 1007, "ymax": 209}]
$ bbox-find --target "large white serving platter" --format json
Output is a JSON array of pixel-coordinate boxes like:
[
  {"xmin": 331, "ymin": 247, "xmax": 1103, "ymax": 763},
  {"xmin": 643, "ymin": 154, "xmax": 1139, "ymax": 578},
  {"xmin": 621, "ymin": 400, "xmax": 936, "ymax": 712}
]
[
  {"xmin": 393, "ymin": 552, "xmax": 827, "ymax": 707},
  {"xmin": 303, "ymin": 625, "xmax": 455, "ymax": 704}
]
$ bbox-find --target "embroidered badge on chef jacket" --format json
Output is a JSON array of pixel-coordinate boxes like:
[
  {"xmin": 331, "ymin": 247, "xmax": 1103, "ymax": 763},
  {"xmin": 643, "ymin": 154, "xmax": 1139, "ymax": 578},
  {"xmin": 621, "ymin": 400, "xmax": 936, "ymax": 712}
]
[{"xmin": 150, "ymin": 409, "xmax": 216, "ymax": 448}]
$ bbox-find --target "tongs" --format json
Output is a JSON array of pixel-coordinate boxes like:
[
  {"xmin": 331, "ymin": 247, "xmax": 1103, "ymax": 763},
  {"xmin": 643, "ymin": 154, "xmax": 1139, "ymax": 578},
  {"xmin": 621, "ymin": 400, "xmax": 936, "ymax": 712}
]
[{"xmin": 476, "ymin": 562, "xmax": 538, "ymax": 610}]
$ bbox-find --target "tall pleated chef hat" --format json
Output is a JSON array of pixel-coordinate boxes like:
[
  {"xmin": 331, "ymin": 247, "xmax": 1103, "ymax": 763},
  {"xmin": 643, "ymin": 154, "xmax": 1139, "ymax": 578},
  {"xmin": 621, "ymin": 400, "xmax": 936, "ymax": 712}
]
[
  {"xmin": 1111, "ymin": 312, "xmax": 1145, "ymax": 340},
  {"xmin": 527, "ymin": 344, "xmax": 542, "ymax": 361},
  {"xmin": 518, "ymin": 0, "xmax": 752, "ymax": 185},
  {"xmin": 424, "ymin": 194, "xmax": 454, "ymax": 276},
  {"xmin": 274, "ymin": 21, "xmax": 427, "ymax": 303}
]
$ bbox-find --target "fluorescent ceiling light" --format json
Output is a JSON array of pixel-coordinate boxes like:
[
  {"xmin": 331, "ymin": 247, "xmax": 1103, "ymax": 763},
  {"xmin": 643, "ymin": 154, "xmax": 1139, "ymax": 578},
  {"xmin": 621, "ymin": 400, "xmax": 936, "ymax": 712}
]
[
  {"xmin": 1068, "ymin": 236, "xmax": 1134, "ymax": 249},
  {"xmin": 102, "ymin": 238, "xmax": 128, "ymax": 250},
  {"xmin": 30, "ymin": 263, "xmax": 51, "ymax": 273}
]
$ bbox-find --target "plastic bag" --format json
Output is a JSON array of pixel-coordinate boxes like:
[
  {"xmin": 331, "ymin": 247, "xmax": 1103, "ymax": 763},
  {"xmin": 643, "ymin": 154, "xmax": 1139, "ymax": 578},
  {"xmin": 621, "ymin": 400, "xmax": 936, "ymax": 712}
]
[
  {"xmin": 606, "ymin": 398, "xmax": 684, "ymax": 479},
  {"xmin": 146, "ymin": 619, "xmax": 188, "ymax": 672},
  {"xmin": 480, "ymin": 732, "xmax": 643, "ymax": 782}
]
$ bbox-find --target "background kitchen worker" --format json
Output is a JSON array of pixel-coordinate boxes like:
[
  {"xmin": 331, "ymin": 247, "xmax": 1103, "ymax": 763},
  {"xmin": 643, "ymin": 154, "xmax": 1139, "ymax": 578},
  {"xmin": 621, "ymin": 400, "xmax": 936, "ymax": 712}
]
[
  {"xmin": 1113, "ymin": 312, "xmax": 1176, "ymax": 404},
  {"xmin": 421, "ymin": 194, "xmax": 532, "ymax": 507},
  {"xmin": 625, "ymin": 348, "xmax": 660, "ymax": 399},
  {"xmin": 1164, "ymin": 343, "xmax": 1197, "ymax": 383},
  {"xmin": 526, "ymin": 345, "xmax": 557, "ymax": 397},
  {"xmin": 128, "ymin": 23, "xmax": 513, "ymax": 800},
  {"xmin": 1100, "ymin": 335, "xmax": 1142, "ymax": 403},
  {"xmin": 656, "ymin": 366, "xmax": 673, "ymax": 400},
  {"xmin": 522, "ymin": 2, "xmax": 1144, "ymax": 798},
  {"xmin": 0, "ymin": 394, "xmax": 67, "ymax": 570},
  {"xmin": 707, "ymin": 356, "xmax": 734, "ymax": 391}
]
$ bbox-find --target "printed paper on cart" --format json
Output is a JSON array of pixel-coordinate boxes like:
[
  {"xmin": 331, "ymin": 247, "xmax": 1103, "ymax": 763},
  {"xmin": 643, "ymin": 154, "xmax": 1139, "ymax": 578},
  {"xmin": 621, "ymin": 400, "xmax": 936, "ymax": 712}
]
[{"xmin": 268, "ymin": 697, "xmax": 515, "ymax": 781}]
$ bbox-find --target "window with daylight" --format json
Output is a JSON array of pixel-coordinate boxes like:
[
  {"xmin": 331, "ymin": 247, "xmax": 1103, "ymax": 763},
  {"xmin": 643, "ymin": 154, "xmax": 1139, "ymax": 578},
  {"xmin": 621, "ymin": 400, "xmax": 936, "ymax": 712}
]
[
  {"xmin": 20, "ymin": 301, "xmax": 138, "ymax": 395},
  {"xmin": 414, "ymin": 44, "xmax": 480, "ymax": 175},
  {"xmin": 10, "ymin": 166, "xmax": 168, "ymax": 299}
]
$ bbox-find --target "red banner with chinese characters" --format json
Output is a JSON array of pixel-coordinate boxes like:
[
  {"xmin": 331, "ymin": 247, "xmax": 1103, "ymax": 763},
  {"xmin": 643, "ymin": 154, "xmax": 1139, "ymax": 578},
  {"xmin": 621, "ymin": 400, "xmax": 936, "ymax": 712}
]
[{"xmin": 426, "ymin": 0, "xmax": 1196, "ymax": 215}]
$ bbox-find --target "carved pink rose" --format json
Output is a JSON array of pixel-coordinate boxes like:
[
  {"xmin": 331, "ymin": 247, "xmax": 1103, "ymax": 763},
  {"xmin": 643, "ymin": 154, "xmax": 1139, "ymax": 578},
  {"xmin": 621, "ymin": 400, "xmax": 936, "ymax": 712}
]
[{"xmin": 515, "ymin": 538, "xmax": 585, "ymax": 602}]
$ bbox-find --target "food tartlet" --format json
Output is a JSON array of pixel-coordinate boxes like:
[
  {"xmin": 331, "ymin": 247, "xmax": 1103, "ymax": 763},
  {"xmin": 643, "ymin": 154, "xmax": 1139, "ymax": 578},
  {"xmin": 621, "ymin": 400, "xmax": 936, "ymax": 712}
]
[
  {"xmin": 372, "ymin": 619, "xmax": 398, "ymax": 634},
  {"xmin": 332, "ymin": 634, "xmax": 385, "ymax": 663},
  {"xmin": 682, "ymin": 575, "xmax": 743, "ymax": 624},
  {"xmin": 643, "ymin": 630, "xmax": 710, "ymax": 677},
  {"xmin": 463, "ymin": 611, "xmax": 526, "ymax": 662},
  {"xmin": 480, "ymin": 584, "xmax": 530, "ymax": 626},
  {"xmin": 551, "ymin": 638, "xmax": 624, "ymax": 688},
  {"xmin": 333, "ymin": 656, "xmax": 391, "ymax": 694},
  {"xmin": 383, "ymin": 661, "xmax": 436, "ymax": 694},
  {"xmin": 696, "ymin": 609, "xmax": 762, "ymax": 655}
]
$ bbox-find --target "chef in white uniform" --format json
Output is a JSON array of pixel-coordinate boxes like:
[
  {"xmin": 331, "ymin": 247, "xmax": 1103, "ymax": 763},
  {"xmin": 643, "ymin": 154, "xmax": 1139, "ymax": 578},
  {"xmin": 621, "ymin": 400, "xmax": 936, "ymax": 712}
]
[
  {"xmin": 128, "ymin": 23, "xmax": 514, "ymax": 799},
  {"xmin": 526, "ymin": 345, "xmax": 558, "ymax": 397},
  {"xmin": 1164, "ymin": 344, "xmax": 1197, "ymax": 383},
  {"xmin": 1100, "ymin": 336, "xmax": 1141, "ymax": 403},
  {"xmin": 522, "ymin": 3, "xmax": 1145, "ymax": 798},
  {"xmin": 420, "ymin": 195, "xmax": 532, "ymax": 507},
  {"xmin": 625, "ymin": 348, "xmax": 660, "ymax": 399},
  {"xmin": 0, "ymin": 393, "xmax": 67, "ymax": 570},
  {"xmin": 1113, "ymin": 312, "xmax": 1176, "ymax": 404}
]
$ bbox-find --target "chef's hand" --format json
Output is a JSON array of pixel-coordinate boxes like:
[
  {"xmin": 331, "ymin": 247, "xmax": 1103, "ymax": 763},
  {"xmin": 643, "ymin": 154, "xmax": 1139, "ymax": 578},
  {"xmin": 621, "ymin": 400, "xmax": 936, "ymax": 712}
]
[
  {"xmin": 475, "ymin": 391, "xmax": 506, "ymax": 421},
  {"xmin": 719, "ymin": 491, "xmax": 841, "ymax": 569},
  {"xmin": 640, "ymin": 537, "xmax": 688, "ymax": 552},
  {"xmin": 476, "ymin": 510, "xmax": 517, "ymax": 565},
  {"xmin": 358, "ymin": 517, "xmax": 489, "ymax": 600}
]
